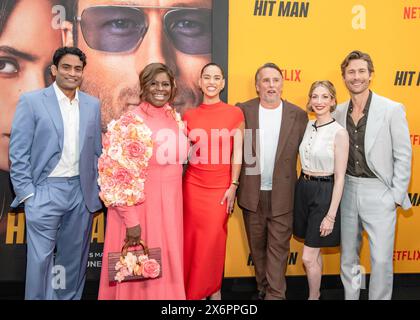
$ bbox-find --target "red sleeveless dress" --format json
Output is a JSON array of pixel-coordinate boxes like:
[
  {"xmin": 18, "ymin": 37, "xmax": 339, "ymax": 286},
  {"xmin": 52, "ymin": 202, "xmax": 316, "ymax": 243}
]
[{"xmin": 183, "ymin": 102, "xmax": 244, "ymax": 300}]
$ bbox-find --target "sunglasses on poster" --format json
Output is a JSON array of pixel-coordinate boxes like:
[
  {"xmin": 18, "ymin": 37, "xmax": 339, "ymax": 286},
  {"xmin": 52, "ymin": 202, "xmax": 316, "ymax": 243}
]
[{"xmin": 75, "ymin": 5, "xmax": 212, "ymax": 55}]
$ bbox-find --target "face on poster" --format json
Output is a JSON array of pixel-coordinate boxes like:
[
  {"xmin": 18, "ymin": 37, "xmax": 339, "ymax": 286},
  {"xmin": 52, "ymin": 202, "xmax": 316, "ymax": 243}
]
[
  {"xmin": 0, "ymin": 0, "xmax": 213, "ymax": 172},
  {"xmin": 68, "ymin": 0, "xmax": 213, "ymax": 131},
  {"xmin": 0, "ymin": 0, "xmax": 62, "ymax": 172}
]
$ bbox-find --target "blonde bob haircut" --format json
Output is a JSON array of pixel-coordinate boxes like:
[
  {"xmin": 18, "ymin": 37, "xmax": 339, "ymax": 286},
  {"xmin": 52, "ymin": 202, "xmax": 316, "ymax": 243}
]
[{"xmin": 306, "ymin": 80, "xmax": 337, "ymax": 113}]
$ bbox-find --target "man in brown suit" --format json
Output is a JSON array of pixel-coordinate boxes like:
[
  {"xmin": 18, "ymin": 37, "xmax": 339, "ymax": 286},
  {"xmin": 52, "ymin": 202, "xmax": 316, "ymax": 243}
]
[{"xmin": 236, "ymin": 63, "xmax": 308, "ymax": 300}]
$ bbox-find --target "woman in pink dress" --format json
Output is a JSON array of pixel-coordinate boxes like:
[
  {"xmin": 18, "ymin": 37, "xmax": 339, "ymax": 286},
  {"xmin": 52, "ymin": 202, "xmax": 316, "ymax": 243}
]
[{"xmin": 98, "ymin": 63, "xmax": 188, "ymax": 300}]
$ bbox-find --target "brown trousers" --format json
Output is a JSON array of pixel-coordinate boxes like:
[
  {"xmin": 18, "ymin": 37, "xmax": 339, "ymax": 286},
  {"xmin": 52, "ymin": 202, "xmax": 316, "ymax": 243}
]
[{"xmin": 242, "ymin": 190, "xmax": 293, "ymax": 300}]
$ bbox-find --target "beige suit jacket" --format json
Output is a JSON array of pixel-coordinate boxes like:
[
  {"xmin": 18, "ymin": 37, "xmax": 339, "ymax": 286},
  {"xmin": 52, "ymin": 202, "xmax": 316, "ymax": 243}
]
[{"xmin": 334, "ymin": 92, "xmax": 412, "ymax": 210}]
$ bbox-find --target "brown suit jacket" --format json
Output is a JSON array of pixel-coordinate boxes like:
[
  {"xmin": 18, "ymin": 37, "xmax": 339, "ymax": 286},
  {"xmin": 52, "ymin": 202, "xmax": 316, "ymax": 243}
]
[{"xmin": 236, "ymin": 98, "xmax": 308, "ymax": 216}]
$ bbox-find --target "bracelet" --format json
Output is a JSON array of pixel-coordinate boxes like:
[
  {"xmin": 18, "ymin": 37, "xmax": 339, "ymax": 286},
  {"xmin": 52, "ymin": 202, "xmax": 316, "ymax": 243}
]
[
  {"xmin": 231, "ymin": 180, "xmax": 240, "ymax": 187},
  {"xmin": 324, "ymin": 214, "xmax": 335, "ymax": 223}
]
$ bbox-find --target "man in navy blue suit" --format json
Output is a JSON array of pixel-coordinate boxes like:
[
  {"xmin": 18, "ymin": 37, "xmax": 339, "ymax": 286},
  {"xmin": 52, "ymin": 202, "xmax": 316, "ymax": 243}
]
[{"xmin": 9, "ymin": 47, "xmax": 102, "ymax": 300}]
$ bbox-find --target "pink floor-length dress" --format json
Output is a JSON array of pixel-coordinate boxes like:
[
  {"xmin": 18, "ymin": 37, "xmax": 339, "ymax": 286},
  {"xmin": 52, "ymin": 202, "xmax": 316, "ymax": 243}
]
[{"xmin": 98, "ymin": 103, "xmax": 187, "ymax": 300}]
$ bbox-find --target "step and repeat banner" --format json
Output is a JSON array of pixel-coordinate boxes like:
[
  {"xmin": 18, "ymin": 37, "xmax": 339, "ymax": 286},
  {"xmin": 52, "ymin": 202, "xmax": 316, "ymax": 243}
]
[
  {"xmin": 225, "ymin": 0, "xmax": 420, "ymax": 276},
  {"xmin": 0, "ymin": 0, "xmax": 219, "ymax": 281},
  {"xmin": 0, "ymin": 0, "xmax": 419, "ymax": 282}
]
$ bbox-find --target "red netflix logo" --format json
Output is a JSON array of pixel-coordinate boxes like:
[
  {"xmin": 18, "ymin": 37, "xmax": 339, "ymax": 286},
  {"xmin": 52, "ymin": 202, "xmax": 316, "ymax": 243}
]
[
  {"xmin": 280, "ymin": 69, "xmax": 302, "ymax": 82},
  {"xmin": 404, "ymin": 7, "xmax": 420, "ymax": 19},
  {"xmin": 410, "ymin": 135, "xmax": 420, "ymax": 146},
  {"xmin": 393, "ymin": 250, "xmax": 420, "ymax": 261}
]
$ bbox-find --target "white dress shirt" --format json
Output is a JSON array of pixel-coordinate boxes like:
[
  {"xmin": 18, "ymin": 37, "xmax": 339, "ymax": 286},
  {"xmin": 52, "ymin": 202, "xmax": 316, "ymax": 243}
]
[
  {"xmin": 49, "ymin": 82, "xmax": 80, "ymax": 177},
  {"xmin": 259, "ymin": 102, "xmax": 283, "ymax": 190}
]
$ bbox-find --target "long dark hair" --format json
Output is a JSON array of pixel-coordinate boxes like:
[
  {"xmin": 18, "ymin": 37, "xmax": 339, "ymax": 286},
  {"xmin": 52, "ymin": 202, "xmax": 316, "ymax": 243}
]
[
  {"xmin": 1, "ymin": 1, "xmax": 72, "ymax": 36},
  {"xmin": 200, "ymin": 62, "xmax": 225, "ymax": 79},
  {"xmin": 0, "ymin": 0, "xmax": 18, "ymax": 35}
]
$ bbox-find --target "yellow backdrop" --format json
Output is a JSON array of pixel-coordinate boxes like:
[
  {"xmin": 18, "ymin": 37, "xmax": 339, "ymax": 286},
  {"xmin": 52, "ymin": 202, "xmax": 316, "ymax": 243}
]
[{"xmin": 225, "ymin": 0, "xmax": 420, "ymax": 276}]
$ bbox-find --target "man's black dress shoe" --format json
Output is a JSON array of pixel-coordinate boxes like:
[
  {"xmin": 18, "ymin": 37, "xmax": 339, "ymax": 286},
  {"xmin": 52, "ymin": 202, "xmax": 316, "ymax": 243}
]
[{"xmin": 251, "ymin": 291, "xmax": 266, "ymax": 300}]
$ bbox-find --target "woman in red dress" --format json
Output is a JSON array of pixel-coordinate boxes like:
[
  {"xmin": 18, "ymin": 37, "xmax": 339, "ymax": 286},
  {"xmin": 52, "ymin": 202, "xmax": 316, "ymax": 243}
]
[{"xmin": 183, "ymin": 63, "xmax": 244, "ymax": 300}]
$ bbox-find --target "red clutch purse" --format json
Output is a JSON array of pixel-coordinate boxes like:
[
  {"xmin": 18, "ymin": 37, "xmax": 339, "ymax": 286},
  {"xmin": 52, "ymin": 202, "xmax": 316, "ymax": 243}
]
[{"xmin": 108, "ymin": 240, "xmax": 162, "ymax": 283}]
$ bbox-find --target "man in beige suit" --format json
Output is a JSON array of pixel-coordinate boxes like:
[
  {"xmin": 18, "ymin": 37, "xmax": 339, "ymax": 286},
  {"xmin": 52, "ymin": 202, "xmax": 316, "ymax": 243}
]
[
  {"xmin": 335, "ymin": 50, "xmax": 412, "ymax": 300},
  {"xmin": 236, "ymin": 63, "xmax": 308, "ymax": 300}
]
